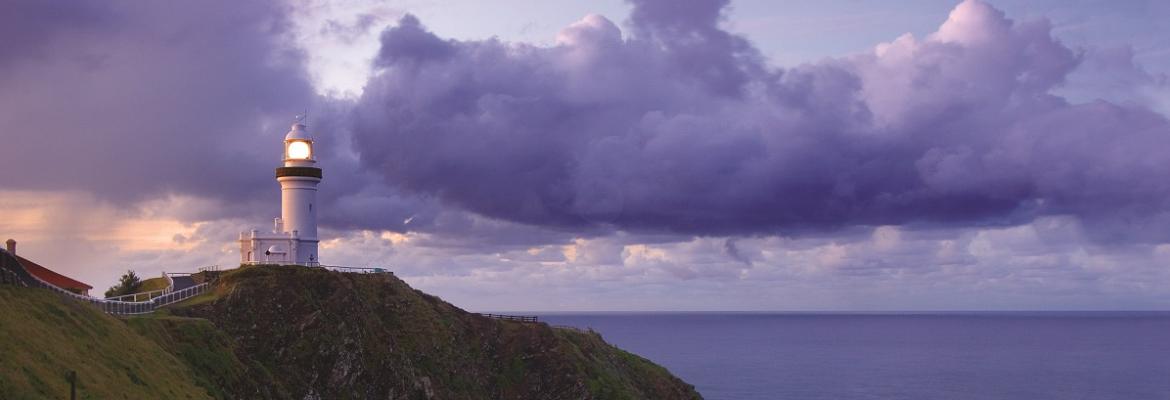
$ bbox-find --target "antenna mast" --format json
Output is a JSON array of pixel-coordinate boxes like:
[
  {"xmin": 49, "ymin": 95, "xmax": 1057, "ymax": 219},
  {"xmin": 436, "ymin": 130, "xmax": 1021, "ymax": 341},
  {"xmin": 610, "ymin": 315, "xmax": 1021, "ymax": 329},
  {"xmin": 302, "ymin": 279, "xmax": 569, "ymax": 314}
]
[{"xmin": 295, "ymin": 108, "xmax": 309, "ymax": 126}]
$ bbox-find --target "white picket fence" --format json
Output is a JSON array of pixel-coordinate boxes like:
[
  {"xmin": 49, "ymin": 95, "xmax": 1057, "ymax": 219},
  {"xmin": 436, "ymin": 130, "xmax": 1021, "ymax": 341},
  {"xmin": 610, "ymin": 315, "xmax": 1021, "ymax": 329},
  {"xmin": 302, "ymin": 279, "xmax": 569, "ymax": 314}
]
[
  {"xmin": 0, "ymin": 250, "xmax": 215, "ymax": 316},
  {"xmin": 33, "ymin": 272, "xmax": 212, "ymax": 315},
  {"xmin": 1, "ymin": 253, "xmax": 393, "ymax": 316},
  {"xmin": 318, "ymin": 265, "xmax": 393, "ymax": 274}
]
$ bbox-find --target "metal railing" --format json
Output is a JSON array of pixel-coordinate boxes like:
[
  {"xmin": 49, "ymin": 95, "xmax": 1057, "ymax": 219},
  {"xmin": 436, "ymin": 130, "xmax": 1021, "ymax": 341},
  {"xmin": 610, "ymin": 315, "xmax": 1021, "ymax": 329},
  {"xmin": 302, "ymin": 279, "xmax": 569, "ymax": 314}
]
[
  {"xmin": 0, "ymin": 253, "xmax": 400, "ymax": 316},
  {"xmin": 478, "ymin": 313, "xmax": 539, "ymax": 323},
  {"xmin": 104, "ymin": 287, "xmax": 170, "ymax": 302},
  {"xmin": 242, "ymin": 261, "xmax": 320, "ymax": 267},
  {"xmin": 0, "ymin": 249, "xmax": 214, "ymax": 316},
  {"xmin": 39, "ymin": 276, "xmax": 210, "ymax": 315},
  {"xmin": 150, "ymin": 282, "xmax": 212, "ymax": 308},
  {"xmin": 240, "ymin": 262, "xmax": 392, "ymax": 274},
  {"xmin": 318, "ymin": 265, "xmax": 393, "ymax": 274},
  {"xmin": 102, "ymin": 269, "xmax": 196, "ymax": 302}
]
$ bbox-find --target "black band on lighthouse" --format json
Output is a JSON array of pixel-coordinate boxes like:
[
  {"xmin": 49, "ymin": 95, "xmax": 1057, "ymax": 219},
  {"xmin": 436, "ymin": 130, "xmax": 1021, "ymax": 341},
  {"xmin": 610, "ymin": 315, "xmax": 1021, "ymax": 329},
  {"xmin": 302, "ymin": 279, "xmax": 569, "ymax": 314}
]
[{"xmin": 276, "ymin": 167, "xmax": 322, "ymax": 179}]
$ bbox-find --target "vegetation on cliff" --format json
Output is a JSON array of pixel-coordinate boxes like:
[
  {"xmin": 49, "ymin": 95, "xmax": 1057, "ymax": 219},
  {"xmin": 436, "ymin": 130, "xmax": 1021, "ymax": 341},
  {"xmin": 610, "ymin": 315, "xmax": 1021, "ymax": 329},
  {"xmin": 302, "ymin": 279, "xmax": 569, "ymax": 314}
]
[
  {"xmin": 1, "ymin": 266, "xmax": 702, "ymax": 399},
  {"xmin": 103, "ymin": 270, "xmax": 143, "ymax": 298},
  {"xmin": 0, "ymin": 286, "xmax": 210, "ymax": 399},
  {"xmin": 136, "ymin": 276, "xmax": 170, "ymax": 293},
  {"xmin": 170, "ymin": 265, "xmax": 701, "ymax": 399}
]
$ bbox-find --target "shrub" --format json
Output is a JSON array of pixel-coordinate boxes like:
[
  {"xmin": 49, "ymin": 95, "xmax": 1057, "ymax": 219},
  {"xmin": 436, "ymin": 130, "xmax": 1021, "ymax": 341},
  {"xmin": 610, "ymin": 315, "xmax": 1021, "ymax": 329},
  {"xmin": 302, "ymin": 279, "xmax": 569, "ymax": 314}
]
[{"xmin": 104, "ymin": 270, "xmax": 142, "ymax": 298}]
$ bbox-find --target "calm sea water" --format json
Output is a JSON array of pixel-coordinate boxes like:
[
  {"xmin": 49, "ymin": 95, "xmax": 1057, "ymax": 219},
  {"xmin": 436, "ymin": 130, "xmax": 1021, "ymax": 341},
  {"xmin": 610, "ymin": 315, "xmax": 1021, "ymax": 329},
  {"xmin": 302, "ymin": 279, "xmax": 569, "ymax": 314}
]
[{"xmin": 536, "ymin": 312, "xmax": 1170, "ymax": 400}]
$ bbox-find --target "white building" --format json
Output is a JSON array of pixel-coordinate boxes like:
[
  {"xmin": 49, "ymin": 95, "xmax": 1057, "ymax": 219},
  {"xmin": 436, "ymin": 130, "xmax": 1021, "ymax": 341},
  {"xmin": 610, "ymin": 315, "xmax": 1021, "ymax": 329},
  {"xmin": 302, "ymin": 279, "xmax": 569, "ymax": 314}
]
[{"xmin": 240, "ymin": 122, "xmax": 322, "ymax": 265}]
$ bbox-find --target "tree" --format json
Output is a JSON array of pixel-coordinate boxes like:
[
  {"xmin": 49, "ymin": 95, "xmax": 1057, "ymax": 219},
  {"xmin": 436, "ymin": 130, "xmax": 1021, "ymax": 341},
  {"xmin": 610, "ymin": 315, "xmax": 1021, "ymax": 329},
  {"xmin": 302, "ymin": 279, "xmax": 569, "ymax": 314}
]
[{"xmin": 104, "ymin": 270, "xmax": 142, "ymax": 298}]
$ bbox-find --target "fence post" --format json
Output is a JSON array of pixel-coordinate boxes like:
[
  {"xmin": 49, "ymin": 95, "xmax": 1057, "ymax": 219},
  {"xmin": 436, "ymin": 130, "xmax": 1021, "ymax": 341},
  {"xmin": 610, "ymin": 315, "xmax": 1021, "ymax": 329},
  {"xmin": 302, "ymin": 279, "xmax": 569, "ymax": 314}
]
[{"xmin": 66, "ymin": 370, "xmax": 76, "ymax": 400}]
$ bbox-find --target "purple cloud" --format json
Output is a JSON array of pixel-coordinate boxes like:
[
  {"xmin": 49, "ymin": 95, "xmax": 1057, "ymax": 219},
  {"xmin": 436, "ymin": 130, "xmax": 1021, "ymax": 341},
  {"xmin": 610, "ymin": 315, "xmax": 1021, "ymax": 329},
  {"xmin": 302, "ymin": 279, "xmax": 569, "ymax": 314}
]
[
  {"xmin": 3, "ymin": 0, "xmax": 1170, "ymax": 310},
  {"xmin": 0, "ymin": 0, "xmax": 316, "ymax": 214},
  {"xmin": 351, "ymin": 0, "xmax": 1170, "ymax": 238},
  {"xmin": 3, "ymin": 0, "xmax": 1169, "ymax": 249}
]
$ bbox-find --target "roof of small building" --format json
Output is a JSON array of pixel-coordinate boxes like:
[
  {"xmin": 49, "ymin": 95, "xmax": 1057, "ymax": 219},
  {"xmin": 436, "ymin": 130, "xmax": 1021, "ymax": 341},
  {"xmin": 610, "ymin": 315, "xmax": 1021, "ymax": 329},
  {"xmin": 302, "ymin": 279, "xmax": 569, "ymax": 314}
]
[{"xmin": 16, "ymin": 254, "xmax": 93, "ymax": 291}]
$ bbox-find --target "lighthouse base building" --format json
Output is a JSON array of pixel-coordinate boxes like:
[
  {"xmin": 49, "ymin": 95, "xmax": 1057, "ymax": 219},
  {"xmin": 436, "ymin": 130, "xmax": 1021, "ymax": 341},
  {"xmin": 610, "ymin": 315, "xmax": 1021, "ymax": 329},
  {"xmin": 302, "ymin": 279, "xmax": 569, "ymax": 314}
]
[
  {"xmin": 241, "ymin": 121, "xmax": 322, "ymax": 266},
  {"xmin": 239, "ymin": 221, "xmax": 318, "ymax": 266}
]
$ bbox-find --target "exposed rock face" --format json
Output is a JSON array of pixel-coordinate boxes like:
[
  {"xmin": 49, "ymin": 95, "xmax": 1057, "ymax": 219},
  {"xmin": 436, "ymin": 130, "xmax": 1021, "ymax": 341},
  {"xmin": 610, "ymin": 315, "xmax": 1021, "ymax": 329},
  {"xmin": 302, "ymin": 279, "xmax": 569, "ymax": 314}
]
[{"xmin": 171, "ymin": 266, "xmax": 702, "ymax": 399}]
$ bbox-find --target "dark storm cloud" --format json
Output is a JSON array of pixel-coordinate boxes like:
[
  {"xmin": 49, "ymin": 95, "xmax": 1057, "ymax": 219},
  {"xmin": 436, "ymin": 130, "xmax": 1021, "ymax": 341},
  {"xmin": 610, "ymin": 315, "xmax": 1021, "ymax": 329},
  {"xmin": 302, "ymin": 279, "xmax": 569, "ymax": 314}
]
[
  {"xmin": 5, "ymin": 0, "xmax": 1170, "ymax": 248},
  {"xmin": 0, "ymin": 0, "xmax": 583, "ymax": 244},
  {"xmin": 0, "ymin": 0, "xmax": 317, "ymax": 216},
  {"xmin": 351, "ymin": 0, "xmax": 1170, "ymax": 237},
  {"xmin": 0, "ymin": 1, "xmax": 113, "ymax": 69}
]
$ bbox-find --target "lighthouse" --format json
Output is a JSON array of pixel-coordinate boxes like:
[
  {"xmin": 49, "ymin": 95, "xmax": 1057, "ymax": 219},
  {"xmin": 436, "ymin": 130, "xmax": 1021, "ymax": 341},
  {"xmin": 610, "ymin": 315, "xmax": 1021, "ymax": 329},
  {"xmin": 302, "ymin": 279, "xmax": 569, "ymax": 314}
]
[{"xmin": 240, "ymin": 121, "xmax": 323, "ymax": 266}]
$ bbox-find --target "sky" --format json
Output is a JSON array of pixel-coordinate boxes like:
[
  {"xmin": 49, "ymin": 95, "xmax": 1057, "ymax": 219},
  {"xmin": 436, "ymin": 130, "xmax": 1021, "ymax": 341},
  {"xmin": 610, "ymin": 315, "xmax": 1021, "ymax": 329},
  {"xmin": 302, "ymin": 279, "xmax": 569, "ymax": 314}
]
[{"xmin": 2, "ymin": 0, "xmax": 1169, "ymax": 311}]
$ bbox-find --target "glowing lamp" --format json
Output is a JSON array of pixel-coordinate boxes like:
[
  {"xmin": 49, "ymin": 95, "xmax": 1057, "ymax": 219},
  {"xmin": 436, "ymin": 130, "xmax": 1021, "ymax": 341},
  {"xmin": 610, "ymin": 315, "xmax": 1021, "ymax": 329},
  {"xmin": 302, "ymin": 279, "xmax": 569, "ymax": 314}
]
[{"xmin": 287, "ymin": 141, "xmax": 311, "ymax": 159}]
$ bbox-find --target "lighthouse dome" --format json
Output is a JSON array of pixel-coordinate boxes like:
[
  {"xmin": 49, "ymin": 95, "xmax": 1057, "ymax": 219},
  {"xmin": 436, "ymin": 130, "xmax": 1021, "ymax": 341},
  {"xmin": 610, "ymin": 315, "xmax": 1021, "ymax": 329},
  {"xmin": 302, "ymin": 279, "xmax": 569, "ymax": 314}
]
[{"xmin": 285, "ymin": 123, "xmax": 311, "ymax": 141}]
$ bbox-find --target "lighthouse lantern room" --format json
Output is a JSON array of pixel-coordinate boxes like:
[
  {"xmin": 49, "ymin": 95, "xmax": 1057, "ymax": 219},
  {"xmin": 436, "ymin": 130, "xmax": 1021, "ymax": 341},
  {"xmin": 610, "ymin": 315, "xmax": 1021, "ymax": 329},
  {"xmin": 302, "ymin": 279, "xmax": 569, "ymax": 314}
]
[{"xmin": 240, "ymin": 121, "xmax": 323, "ymax": 265}]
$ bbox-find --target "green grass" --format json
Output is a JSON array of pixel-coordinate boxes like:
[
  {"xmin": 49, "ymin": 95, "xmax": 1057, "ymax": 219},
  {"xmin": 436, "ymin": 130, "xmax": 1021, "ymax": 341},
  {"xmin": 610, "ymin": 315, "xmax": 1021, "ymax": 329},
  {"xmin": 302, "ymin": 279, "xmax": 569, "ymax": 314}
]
[
  {"xmin": 553, "ymin": 327, "xmax": 700, "ymax": 399},
  {"xmin": 167, "ymin": 291, "xmax": 220, "ymax": 308},
  {"xmin": 125, "ymin": 314, "xmax": 281, "ymax": 399},
  {"xmin": 109, "ymin": 277, "xmax": 172, "ymax": 302},
  {"xmin": 137, "ymin": 277, "xmax": 170, "ymax": 293},
  {"xmin": 0, "ymin": 286, "xmax": 212, "ymax": 399},
  {"xmin": 1, "ymin": 265, "xmax": 700, "ymax": 398}
]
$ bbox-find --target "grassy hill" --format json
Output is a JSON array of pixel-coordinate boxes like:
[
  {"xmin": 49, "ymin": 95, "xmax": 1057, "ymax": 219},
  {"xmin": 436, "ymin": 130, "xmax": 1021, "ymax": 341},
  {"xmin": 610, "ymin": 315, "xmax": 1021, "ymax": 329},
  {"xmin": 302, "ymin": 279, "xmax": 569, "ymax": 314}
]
[
  {"xmin": 1, "ymin": 266, "xmax": 701, "ymax": 399},
  {"xmin": 0, "ymin": 286, "xmax": 210, "ymax": 399},
  {"xmin": 125, "ymin": 314, "xmax": 286, "ymax": 398},
  {"xmin": 170, "ymin": 265, "xmax": 702, "ymax": 399}
]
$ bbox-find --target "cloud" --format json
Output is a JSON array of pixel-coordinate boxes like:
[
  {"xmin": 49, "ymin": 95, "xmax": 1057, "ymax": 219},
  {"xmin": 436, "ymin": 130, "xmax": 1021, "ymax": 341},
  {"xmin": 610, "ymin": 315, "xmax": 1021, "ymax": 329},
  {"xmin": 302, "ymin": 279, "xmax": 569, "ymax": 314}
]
[
  {"xmin": 351, "ymin": 0, "xmax": 1170, "ymax": 239},
  {"xmin": 0, "ymin": 190, "xmax": 242, "ymax": 289},
  {"xmin": 4, "ymin": 0, "xmax": 1170, "ymax": 310},
  {"xmin": 0, "ymin": 0, "xmax": 437, "ymax": 236},
  {"xmin": 356, "ymin": 217, "xmax": 1170, "ymax": 311},
  {"xmin": 0, "ymin": 0, "xmax": 315, "ymax": 213},
  {"xmin": 1062, "ymin": 45, "xmax": 1169, "ymax": 108}
]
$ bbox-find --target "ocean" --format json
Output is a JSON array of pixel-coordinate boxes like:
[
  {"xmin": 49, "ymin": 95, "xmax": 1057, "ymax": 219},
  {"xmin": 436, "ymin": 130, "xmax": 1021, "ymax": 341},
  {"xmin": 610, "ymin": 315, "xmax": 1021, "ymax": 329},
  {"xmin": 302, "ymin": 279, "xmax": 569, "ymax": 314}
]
[{"xmin": 537, "ymin": 312, "xmax": 1170, "ymax": 400}]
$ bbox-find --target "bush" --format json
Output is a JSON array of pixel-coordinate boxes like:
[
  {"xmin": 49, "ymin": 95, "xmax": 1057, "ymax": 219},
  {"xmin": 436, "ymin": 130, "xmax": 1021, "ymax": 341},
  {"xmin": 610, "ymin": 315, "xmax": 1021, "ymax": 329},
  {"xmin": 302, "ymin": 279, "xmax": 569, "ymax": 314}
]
[{"xmin": 104, "ymin": 270, "xmax": 142, "ymax": 298}]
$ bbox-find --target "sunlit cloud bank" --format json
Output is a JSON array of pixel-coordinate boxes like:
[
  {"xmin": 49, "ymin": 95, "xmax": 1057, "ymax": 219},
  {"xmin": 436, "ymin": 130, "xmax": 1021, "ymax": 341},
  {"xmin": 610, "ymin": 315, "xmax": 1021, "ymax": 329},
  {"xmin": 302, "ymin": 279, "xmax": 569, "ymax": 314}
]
[
  {"xmin": 0, "ymin": 191, "xmax": 240, "ymax": 287},
  {"xmin": 1, "ymin": 0, "xmax": 1168, "ymax": 309},
  {"xmin": 314, "ymin": 217, "xmax": 1170, "ymax": 311},
  {"xmin": 5, "ymin": 189, "xmax": 1166, "ymax": 309}
]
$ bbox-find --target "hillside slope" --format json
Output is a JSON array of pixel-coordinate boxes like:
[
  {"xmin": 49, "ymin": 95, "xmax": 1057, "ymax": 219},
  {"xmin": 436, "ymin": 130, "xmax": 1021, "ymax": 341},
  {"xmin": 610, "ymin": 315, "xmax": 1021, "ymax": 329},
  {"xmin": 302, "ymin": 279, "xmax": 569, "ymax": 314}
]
[
  {"xmin": 125, "ymin": 315, "xmax": 287, "ymax": 398},
  {"xmin": 0, "ymin": 286, "xmax": 211, "ymax": 399},
  {"xmin": 171, "ymin": 265, "xmax": 702, "ymax": 399},
  {"xmin": 0, "ymin": 266, "xmax": 701, "ymax": 399}
]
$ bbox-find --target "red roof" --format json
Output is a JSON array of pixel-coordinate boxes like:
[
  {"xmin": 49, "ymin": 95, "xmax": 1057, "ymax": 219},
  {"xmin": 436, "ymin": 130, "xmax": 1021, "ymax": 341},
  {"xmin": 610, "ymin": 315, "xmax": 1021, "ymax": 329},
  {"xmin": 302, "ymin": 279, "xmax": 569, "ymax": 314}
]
[{"xmin": 16, "ymin": 255, "xmax": 93, "ymax": 291}]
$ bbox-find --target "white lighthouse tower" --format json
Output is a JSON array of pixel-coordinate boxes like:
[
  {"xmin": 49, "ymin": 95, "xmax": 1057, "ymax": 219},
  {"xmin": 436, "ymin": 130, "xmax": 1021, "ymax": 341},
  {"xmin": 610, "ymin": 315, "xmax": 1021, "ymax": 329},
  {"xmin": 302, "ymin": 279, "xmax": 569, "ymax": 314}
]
[{"xmin": 240, "ymin": 120, "xmax": 323, "ymax": 265}]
